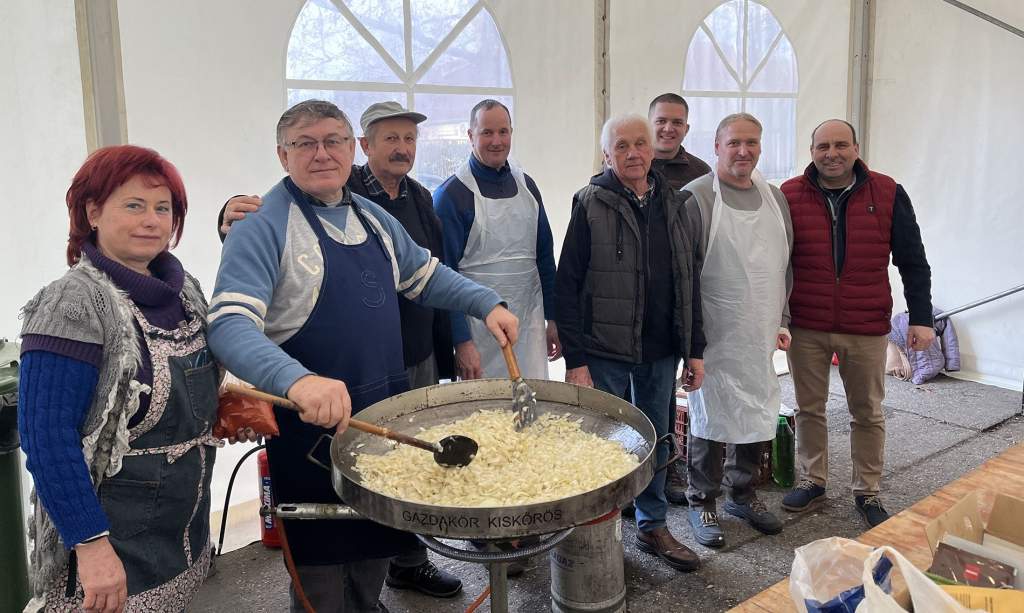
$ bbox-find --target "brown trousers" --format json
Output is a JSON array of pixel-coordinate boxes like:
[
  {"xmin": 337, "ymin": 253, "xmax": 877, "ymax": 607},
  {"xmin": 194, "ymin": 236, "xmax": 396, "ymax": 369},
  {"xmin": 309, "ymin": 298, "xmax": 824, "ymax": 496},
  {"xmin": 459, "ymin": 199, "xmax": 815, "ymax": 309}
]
[{"xmin": 787, "ymin": 327, "xmax": 888, "ymax": 495}]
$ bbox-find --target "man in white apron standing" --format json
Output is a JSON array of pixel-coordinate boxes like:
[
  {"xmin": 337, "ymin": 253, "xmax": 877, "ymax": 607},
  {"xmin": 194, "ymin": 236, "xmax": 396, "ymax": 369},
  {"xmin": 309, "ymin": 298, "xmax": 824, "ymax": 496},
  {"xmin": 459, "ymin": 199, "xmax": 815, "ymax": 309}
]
[
  {"xmin": 680, "ymin": 113, "xmax": 794, "ymax": 548},
  {"xmin": 434, "ymin": 99, "xmax": 559, "ymax": 381}
]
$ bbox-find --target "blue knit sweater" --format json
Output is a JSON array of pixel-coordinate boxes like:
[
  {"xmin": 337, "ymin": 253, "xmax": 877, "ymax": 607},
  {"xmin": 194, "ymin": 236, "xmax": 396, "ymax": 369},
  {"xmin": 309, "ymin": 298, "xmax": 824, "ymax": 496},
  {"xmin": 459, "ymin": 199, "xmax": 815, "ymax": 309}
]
[{"xmin": 18, "ymin": 352, "xmax": 106, "ymax": 547}]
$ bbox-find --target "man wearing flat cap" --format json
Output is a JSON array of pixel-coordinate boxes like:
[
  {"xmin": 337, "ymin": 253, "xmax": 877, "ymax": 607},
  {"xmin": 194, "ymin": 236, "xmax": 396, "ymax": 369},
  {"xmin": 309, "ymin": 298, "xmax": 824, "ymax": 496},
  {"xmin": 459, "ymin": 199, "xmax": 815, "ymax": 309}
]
[{"xmin": 217, "ymin": 101, "xmax": 465, "ymax": 599}]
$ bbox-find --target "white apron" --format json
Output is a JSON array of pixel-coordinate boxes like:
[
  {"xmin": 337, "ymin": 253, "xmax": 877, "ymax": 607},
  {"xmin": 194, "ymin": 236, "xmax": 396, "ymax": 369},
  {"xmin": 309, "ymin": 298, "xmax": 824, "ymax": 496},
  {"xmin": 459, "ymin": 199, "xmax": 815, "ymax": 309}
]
[
  {"xmin": 455, "ymin": 159, "xmax": 548, "ymax": 379},
  {"xmin": 689, "ymin": 170, "xmax": 789, "ymax": 443}
]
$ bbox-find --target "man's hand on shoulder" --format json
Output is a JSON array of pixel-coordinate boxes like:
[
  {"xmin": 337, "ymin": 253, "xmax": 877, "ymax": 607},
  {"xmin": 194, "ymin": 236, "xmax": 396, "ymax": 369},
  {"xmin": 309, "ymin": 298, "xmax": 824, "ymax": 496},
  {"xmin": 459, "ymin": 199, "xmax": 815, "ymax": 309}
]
[
  {"xmin": 286, "ymin": 374, "xmax": 352, "ymax": 432},
  {"xmin": 220, "ymin": 195, "xmax": 262, "ymax": 235}
]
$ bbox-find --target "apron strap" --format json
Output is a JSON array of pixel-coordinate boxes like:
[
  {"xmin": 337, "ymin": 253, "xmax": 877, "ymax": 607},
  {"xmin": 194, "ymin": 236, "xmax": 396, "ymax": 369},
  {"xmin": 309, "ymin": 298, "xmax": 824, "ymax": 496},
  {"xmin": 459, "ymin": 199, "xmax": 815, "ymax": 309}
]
[{"xmin": 288, "ymin": 182, "xmax": 392, "ymax": 263}]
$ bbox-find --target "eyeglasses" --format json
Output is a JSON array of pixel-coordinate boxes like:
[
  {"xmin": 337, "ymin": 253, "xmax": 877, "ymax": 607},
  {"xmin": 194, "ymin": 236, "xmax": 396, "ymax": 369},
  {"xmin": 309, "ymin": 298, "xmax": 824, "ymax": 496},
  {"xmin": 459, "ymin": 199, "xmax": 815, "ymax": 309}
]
[{"xmin": 284, "ymin": 136, "xmax": 352, "ymax": 155}]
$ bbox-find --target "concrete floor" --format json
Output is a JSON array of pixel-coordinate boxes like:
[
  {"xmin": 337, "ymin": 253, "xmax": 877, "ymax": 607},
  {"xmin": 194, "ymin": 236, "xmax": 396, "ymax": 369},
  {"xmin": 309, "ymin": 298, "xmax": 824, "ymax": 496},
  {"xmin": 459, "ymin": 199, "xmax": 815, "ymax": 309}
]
[{"xmin": 191, "ymin": 371, "xmax": 1023, "ymax": 612}]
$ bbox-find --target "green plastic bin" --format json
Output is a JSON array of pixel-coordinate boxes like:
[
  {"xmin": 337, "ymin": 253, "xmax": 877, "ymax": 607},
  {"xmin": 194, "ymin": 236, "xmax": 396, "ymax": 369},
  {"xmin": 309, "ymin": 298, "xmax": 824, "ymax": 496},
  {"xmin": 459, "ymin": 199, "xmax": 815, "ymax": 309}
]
[{"xmin": 1, "ymin": 339, "xmax": 30, "ymax": 612}]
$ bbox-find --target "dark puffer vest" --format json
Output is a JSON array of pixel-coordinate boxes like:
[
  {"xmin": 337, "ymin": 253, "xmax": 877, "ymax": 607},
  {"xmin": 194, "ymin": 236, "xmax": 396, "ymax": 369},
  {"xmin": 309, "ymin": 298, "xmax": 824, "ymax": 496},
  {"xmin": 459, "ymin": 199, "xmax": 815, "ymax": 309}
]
[
  {"xmin": 558, "ymin": 170, "xmax": 705, "ymax": 366},
  {"xmin": 782, "ymin": 161, "xmax": 897, "ymax": 335}
]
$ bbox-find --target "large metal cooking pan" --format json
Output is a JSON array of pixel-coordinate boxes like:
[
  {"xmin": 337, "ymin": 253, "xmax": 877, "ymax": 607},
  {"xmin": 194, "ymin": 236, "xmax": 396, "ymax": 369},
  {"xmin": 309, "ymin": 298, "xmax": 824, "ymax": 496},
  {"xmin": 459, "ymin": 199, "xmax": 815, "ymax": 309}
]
[{"xmin": 327, "ymin": 378, "xmax": 659, "ymax": 540}]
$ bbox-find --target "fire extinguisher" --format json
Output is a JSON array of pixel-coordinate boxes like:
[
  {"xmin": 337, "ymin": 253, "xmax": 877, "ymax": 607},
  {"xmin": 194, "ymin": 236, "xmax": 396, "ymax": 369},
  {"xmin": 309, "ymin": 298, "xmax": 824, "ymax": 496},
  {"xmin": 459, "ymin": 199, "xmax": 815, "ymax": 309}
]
[{"xmin": 257, "ymin": 449, "xmax": 281, "ymax": 548}]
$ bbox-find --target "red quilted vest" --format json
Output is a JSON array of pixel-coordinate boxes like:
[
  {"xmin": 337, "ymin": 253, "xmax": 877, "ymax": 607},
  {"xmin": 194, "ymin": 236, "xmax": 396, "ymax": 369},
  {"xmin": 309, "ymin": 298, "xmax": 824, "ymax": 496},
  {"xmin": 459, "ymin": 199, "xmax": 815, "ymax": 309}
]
[{"xmin": 781, "ymin": 162, "xmax": 897, "ymax": 336}]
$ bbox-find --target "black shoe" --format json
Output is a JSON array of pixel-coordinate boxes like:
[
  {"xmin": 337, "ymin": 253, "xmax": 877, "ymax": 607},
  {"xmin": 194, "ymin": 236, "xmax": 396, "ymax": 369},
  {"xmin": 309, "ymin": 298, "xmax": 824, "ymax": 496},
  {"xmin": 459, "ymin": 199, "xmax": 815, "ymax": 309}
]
[
  {"xmin": 855, "ymin": 495, "xmax": 890, "ymax": 528},
  {"xmin": 781, "ymin": 480, "xmax": 827, "ymax": 512},
  {"xmin": 724, "ymin": 498, "xmax": 783, "ymax": 535},
  {"xmin": 687, "ymin": 508, "xmax": 725, "ymax": 548},
  {"xmin": 386, "ymin": 560, "xmax": 463, "ymax": 598},
  {"xmin": 665, "ymin": 461, "xmax": 689, "ymax": 506}
]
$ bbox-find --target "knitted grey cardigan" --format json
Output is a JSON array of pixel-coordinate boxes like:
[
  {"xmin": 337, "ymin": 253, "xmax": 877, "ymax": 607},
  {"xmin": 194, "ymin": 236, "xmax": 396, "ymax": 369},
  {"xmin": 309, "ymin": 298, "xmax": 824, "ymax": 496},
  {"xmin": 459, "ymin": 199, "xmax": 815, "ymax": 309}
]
[{"xmin": 19, "ymin": 254, "xmax": 207, "ymax": 607}]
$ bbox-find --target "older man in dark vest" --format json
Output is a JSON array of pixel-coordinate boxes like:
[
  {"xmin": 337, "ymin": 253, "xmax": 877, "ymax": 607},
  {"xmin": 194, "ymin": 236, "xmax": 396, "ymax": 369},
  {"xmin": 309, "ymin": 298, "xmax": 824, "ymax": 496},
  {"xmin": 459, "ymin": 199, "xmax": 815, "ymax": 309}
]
[{"xmin": 557, "ymin": 114, "xmax": 706, "ymax": 572}]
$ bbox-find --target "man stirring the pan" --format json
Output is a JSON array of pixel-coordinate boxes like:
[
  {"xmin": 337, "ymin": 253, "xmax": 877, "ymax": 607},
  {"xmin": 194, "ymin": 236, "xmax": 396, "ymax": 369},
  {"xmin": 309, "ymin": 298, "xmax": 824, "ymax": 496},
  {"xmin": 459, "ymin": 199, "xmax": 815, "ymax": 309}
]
[{"xmin": 207, "ymin": 100, "xmax": 519, "ymax": 613}]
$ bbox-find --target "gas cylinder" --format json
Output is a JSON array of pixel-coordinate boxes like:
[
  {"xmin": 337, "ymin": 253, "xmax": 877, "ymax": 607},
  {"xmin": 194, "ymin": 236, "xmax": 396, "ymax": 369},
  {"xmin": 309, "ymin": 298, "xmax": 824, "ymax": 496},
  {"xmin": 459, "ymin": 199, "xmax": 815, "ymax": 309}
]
[
  {"xmin": 257, "ymin": 449, "xmax": 281, "ymax": 548},
  {"xmin": 550, "ymin": 510, "xmax": 626, "ymax": 613}
]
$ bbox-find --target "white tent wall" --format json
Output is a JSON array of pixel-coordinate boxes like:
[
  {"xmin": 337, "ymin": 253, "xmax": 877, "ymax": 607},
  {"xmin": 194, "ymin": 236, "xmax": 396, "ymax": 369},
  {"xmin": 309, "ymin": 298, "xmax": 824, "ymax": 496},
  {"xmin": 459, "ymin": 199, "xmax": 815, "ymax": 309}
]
[
  {"xmin": 606, "ymin": 0, "xmax": 850, "ymax": 180},
  {"xmin": 1, "ymin": 0, "xmax": 89, "ymax": 557},
  {"xmin": 6, "ymin": 0, "xmax": 1022, "ymax": 556},
  {"xmin": 114, "ymin": 0, "xmax": 596, "ymax": 544},
  {"xmin": 0, "ymin": 1, "xmax": 89, "ymax": 347},
  {"xmin": 870, "ymin": 0, "xmax": 1024, "ymax": 387}
]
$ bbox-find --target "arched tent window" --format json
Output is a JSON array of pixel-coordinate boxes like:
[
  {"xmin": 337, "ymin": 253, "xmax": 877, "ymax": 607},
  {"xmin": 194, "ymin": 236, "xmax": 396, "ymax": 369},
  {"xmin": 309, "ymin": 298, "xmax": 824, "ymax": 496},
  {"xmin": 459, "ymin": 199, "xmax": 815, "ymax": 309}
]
[
  {"xmin": 682, "ymin": 0, "xmax": 798, "ymax": 181},
  {"xmin": 286, "ymin": 0, "xmax": 514, "ymax": 191}
]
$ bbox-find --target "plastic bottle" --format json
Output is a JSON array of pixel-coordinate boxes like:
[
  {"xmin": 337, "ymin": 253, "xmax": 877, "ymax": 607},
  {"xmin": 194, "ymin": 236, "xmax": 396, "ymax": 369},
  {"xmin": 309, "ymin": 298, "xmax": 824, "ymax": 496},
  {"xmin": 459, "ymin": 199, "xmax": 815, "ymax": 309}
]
[{"xmin": 772, "ymin": 413, "xmax": 795, "ymax": 488}]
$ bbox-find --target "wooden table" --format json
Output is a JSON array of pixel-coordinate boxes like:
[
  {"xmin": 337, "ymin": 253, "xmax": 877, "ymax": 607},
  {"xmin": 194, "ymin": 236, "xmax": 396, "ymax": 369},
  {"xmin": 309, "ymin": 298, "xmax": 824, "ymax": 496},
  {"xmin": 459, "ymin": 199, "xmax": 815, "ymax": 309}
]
[{"xmin": 730, "ymin": 441, "xmax": 1024, "ymax": 612}]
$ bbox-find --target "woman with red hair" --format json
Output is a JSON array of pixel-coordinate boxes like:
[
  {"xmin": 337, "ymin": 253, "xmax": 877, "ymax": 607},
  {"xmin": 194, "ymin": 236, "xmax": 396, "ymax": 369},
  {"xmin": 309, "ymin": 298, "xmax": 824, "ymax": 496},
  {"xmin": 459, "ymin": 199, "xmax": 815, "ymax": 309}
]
[{"xmin": 18, "ymin": 145, "xmax": 220, "ymax": 612}]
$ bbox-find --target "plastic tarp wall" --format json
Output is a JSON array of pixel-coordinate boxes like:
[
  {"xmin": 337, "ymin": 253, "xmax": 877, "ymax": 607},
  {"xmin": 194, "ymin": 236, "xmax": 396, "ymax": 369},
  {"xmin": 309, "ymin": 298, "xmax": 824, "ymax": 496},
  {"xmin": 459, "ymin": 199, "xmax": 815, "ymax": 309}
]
[
  {"xmin": 607, "ymin": 0, "xmax": 850, "ymax": 181},
  {"xmin": 0, "ymin": 1, "xmax": 89, "ymax": 349},
  {"xmin": 1, "ymin": 0, "xmax": 89, "ymax": 552},
  {"xmin": 114, "ymin": 0, "xmax": 597, "ymax": 535},
  {"xmin": 871, "ymin": 0, "xmax": 1024, "ymax": 386}
]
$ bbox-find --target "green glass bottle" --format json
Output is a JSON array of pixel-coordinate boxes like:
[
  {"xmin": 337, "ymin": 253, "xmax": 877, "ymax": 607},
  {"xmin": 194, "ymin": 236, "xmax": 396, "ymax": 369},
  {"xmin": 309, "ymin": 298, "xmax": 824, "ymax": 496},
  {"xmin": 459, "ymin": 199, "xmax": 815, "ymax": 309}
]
[{"xmin": 772, "ymin": 412, "xmax": 795, "ymax": 488}]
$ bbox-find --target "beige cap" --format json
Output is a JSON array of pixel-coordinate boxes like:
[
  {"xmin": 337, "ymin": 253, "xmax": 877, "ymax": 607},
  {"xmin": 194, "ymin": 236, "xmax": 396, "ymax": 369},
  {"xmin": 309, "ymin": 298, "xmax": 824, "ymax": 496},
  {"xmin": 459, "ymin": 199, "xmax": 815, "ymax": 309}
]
[{"xmin": 359, "ymin": 101, "xmax": 427, "ymax": 133}]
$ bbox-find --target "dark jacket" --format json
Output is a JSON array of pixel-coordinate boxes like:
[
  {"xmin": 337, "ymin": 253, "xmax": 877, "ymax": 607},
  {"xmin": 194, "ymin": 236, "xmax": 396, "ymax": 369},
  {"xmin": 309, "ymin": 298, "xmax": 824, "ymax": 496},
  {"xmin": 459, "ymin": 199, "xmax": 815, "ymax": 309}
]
[
  {"xmin": 651, "ymin": 146, "xmax": 712, "ymax": 191},
  {"xmin": 556, "ymin": 168, "xmax": 706, "ymax": 368},
  {"xmin": 216, "ymin": 167, "xmax": 456, "ymax": 379},
  {"xmin": 781, "ymin": 159, "xmax": 932, "ymax": 335},
  {"xmin": 346, "ymin": 170, "xmax": 455, "ymax": 379}
]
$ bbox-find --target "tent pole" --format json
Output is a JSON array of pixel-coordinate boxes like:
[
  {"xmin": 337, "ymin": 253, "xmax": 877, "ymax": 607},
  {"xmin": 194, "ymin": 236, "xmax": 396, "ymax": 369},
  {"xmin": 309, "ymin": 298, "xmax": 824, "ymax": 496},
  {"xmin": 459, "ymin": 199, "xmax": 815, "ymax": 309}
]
[
  {"xmin": 75, "ymin": 0, "xmax": 128, "ymax": 151},
  {"xmin": 848, "ymin": 0, "xmax": 875, "ymax": 161},
  {"xmin": 593, "ymin": 0, "xmax": 610, "ymax": 174}
]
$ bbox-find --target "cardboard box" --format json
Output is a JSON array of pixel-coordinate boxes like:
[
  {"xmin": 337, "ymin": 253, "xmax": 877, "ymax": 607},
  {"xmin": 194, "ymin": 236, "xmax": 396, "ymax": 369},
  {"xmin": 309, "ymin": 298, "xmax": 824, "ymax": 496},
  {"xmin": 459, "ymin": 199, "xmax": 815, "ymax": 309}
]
[
  {"xmin": 925, "ymin": 491, "xmax": 1024, "ymax": 556},
  {"xmin": 924, "ymin": 491, "xmax": 1024, "ymax": 611},
  {"xmin": 940, "ymin": 585, "xmax": 1024, "ymax": 612}
]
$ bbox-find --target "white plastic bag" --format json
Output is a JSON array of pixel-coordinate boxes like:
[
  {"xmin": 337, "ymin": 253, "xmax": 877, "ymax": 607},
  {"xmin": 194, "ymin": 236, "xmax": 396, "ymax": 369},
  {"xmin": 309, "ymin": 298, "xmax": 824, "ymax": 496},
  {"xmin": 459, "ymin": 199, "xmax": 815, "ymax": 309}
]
[
  {"xmin": 791, "ymin": 537, "xmax": 884, "ymax": 613},
  {"xmin": 858, "ymin": 546, "xmax": 983, "ymax": 612}
]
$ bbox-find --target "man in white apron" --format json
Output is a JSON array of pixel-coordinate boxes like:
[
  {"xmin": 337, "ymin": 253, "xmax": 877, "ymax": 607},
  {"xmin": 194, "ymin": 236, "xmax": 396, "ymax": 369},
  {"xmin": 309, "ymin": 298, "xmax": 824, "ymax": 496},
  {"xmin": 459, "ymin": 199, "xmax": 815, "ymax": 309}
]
[
  {"xmin": 681, "ymin": 113, "xmax": 794, "ymax": 548},
  {"xmin": 434, "ymin": 99, "xmax": 559, "ymax": 381}
]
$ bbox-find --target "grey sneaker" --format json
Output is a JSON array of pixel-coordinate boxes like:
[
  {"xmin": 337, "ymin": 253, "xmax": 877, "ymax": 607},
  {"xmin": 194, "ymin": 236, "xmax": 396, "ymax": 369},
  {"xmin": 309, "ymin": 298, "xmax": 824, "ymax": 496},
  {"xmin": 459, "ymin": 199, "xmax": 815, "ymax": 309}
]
[
  {"xmin": 687, "ymin": 508, "xmax": 725, "ymax": 548},
  {"xmin": 724, "ymin": 498, "xmax": 783, "ymax": 534},
  {"xmin": 782, "ymin": 480, "xmax": 827, "ymax": 512},
  {"xmin": 855, "ymin": 495, "xmax": 890, "ymax": 527}
]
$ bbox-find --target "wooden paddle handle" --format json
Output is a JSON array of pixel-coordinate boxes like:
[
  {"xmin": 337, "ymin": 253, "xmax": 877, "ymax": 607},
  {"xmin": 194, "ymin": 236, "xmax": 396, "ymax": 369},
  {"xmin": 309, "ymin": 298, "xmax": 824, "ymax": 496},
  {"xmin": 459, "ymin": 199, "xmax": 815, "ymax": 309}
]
[
  {"xmin": 501, "ymin": 343, "xmax": 521, "ymax": 380},
  {"xmin": 224, "ymin": 383, "xmax": 439, "ymax": 452},
  {"xmin": 226, "ymin": 383, "xmax": 300, "ymax": 410}
]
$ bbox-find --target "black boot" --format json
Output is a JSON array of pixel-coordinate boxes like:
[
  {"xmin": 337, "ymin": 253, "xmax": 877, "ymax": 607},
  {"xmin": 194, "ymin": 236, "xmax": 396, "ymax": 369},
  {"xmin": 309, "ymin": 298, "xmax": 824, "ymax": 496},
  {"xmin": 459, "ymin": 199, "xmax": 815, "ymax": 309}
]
[
  {"xmin": 386, "ymin": 560, "xmax": 463, "ymax": 598},
  {"xmin": 665, "ymin": 460, "xmax": 689, "ymax": 506}
]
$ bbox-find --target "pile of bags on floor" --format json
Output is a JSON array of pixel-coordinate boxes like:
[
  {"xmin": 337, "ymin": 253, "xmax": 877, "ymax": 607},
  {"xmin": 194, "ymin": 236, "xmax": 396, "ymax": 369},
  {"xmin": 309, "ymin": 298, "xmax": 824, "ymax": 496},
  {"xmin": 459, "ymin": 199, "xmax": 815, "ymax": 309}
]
[{"xmin": 886, "ymin": 308, "xmax": 960, "ymax": 385}]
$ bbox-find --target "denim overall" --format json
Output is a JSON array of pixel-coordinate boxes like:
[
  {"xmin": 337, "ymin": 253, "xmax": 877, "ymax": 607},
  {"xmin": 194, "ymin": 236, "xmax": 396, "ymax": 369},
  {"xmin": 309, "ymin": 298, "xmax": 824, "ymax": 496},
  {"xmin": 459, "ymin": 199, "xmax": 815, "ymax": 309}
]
[
  {"xmin": 49, "ymin": 297, "xmax": 221, "ymax": 610},
  {"xmin": 266, "ymin": 180, "xmax": 415, "ymax": 566}
]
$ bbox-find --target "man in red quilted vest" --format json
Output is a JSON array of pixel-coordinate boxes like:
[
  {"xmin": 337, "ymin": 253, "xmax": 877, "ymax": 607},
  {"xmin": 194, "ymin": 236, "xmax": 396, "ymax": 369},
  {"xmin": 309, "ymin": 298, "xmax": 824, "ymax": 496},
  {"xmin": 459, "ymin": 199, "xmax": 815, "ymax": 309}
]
[{"xmin": 779, "ymin": 119, "xmax": 935, "ymax": 527}]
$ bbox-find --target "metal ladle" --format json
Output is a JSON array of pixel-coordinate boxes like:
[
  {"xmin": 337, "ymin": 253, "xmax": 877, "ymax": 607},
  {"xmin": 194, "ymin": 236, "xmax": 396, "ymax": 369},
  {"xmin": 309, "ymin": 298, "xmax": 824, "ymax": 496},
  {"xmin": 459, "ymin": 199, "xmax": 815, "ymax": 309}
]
[{"xmin": 224, "ymin": 383, "xmax": 479, "ymax": 467}]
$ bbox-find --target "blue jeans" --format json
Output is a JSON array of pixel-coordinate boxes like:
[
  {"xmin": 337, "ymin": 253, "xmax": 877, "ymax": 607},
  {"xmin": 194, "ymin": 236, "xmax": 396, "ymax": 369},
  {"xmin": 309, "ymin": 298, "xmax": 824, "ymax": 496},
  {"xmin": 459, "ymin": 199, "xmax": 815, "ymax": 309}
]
[{"xmin": 586, "ymin": 354, "xmax": 678, "ymax": 533}]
